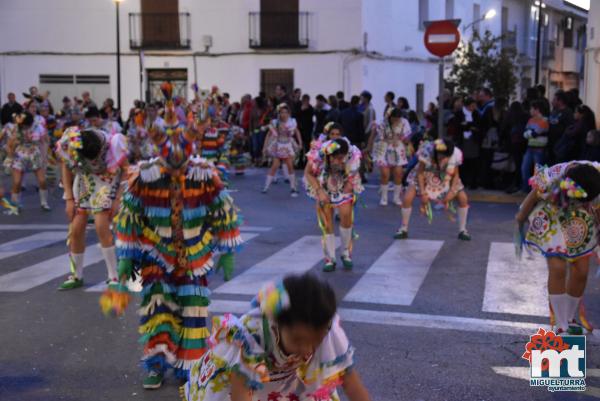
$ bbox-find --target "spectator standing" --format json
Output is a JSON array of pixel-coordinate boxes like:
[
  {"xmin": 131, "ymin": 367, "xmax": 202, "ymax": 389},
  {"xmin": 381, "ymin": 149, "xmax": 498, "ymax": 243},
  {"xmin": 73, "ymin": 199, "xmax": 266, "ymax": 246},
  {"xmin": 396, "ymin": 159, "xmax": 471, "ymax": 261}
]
[
  {"xmin": 383, "ymin": 91, "xmax": 395, "ymax": 119},
  {"xmin": 455, "ymin": 98, "xmax": 481, "ymax": 189},
  {"xmin": 339, "ymin": 95, "xmax": 365, "ymax": 147},
  {"xmin": 476, "ymin": 88, "xmax": 497, "ymax": 189},
  {"xmin": 274, "ymin": 85, "xmax": 291, "ymax": 108},
  {"xmin": 326, "ymin": 96, "xmax": 341, "ymax": 124},
  {"xmin": 296, "ymin": 94, "xmax": 315, "ymax": 155},
  {"xmin": 314, "ymin": 94, "xmax": 331, "ymax": 135},
  {"xmin": 359, "ymin": 91, "xmax": 376, "ymax": 136},
  {"xmin": 547, "ymin": 91, "xmax": 574, "ymax": 164},
  {"xmin": 521, "ymin": 100, "xmax": 550, "ymax": 192},
  {"xmin": 555, "ymin": 105, "xmax": 596, "ymax": 163},
  {"xmin": 581, "ymin": 129, "xmax": 600, "ymax": 161},
  {"xmin": 337, "ymin": 91, "xmax": 350, "ymax": 111},
  {"xmin": 1, "ymin": 92, "xmax": 23, "ymax": 125},
  {"xmin": 504, "ymin": 101, "xmax": 529, "ymax": 193}
]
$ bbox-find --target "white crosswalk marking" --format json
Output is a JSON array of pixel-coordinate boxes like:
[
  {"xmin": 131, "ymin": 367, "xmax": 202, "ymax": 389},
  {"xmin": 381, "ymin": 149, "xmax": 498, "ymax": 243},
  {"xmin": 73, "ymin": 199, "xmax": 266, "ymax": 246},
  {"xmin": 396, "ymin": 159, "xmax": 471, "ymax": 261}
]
[
  {"xmin": 0, "ymin": 244, "xmax": 104, "ymax": 292},
  {"xmin": 0, "ymin": 231, "xmax": 66, "ymax": 261},
  {"xmin": 344, "ymin": 239, "xmax": 444, "ymax": 305},
  {"xmin": 85, "ymin": 233, "xmax": 261, "ymax": 293},
  {"xmin": 482, "ymin": 242, "xmax": 548, "ymax": 316},
  {"xmin": 215, "ymin": 235, "xmax": 337, "ymax": 295}
]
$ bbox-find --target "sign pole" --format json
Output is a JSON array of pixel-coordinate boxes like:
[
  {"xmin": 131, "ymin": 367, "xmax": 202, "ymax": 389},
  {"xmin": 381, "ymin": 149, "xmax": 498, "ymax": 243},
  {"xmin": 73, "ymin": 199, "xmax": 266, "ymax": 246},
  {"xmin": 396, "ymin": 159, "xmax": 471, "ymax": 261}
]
[{"xmin": 438, "ymin": 57, "xmax": 445, "ymax": 139}]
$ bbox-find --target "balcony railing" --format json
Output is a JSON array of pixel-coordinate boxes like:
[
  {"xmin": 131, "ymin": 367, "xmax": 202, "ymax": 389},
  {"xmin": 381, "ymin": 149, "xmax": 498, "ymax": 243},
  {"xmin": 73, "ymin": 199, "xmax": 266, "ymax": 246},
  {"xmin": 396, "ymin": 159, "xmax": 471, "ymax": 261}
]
[
  {"xmin": 249, "ymin": 12, "xmax": 310, "ymax": 49},
  {"xmin": 129, "ymin": 12, "xmax": 191, "ymax": 50},
  {"xmin": 501, "ymin": 30, "xmax": 517, "ymax": 52}
]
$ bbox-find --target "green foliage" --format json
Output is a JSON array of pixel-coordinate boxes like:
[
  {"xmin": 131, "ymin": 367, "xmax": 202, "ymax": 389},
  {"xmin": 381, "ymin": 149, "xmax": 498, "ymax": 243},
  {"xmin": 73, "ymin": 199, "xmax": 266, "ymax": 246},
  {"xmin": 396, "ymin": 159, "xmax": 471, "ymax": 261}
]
[{"xmin": 448, "ymin": 29, "xmax": 518, "ymax": 100}]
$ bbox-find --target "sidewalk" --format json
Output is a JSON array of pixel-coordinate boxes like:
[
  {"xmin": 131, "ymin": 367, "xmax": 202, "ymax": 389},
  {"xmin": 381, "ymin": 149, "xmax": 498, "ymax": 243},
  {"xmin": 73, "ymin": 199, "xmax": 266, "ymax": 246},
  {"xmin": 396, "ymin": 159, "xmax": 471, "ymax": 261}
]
[{"xmin": 466, "ymin": 189, "xmax": 526, "ymax": 204}]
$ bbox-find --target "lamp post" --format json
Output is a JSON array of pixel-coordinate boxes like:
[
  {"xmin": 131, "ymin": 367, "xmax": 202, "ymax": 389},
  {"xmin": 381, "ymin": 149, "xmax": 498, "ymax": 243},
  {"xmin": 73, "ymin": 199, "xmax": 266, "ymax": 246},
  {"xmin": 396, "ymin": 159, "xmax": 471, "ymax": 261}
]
[
  {"xmin": 462, "ymin": 9, "xmax": 497, "ymax": 32},
  {"xmin": 534, "ymin": 1, "xmax": 546, "ymax": 84},
  {"xmin": 114, "ymin": 0, "xmax": 124, "ymax": 111}
]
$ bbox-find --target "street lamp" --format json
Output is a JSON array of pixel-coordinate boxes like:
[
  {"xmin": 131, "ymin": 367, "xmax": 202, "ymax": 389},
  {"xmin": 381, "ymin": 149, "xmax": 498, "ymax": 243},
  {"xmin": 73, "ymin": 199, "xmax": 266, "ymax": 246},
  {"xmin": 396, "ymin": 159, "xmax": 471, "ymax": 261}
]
[
  {"xmin": 114, "ymin": 0, "xmax": 124, "ymax": 111},
  {"xmin": 534, "ymin": 1, "xmax": 546, "ymax": 84},
  {"xmin": 462, "ymin": 8, "xmax": 497, "ymax": 31}
]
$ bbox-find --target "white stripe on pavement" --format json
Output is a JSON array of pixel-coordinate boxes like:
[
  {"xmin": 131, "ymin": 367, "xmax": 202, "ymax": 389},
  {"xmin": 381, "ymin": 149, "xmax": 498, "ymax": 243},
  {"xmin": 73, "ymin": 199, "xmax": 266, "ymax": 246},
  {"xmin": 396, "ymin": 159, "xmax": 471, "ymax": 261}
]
[
  {"xmin": 215, "ymin": 235, "xmax": 336, "ymax": 295},
  {"xmin": 492, "ymin": 367, "xmax": 600, "ymax": 397},
  {"xmin": 85, "ymin": 233, "xmax": 260, "ymax": 293},
  {"xmin": 207, "ymin": 300, "xmax": 568, "ymax": 337},
  {"xmin": 0, "ymin": 244, "xmax": 104, "ymax": 292},
  {"xmin": 0, "ymin": 231, "xmax": 66, "ymax": 261},
  {"xmin": 344, "ymin": 239, "xmax": 444, "ymax": 305},
  {"xmin": 482, "ymin": 242, "xmax": 548, "ymax": 317},
  {"xmin": 0, "ymin": 224, "xmax": 271, "ymax": 233}
]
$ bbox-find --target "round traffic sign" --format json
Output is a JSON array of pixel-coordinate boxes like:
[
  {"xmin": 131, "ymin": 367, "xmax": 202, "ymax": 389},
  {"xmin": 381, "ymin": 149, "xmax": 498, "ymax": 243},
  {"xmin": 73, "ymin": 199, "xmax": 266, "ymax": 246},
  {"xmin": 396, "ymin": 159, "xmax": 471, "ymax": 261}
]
[{"xmin": 424, "ymin": 20, "xmax": 461, "ymax": 57}]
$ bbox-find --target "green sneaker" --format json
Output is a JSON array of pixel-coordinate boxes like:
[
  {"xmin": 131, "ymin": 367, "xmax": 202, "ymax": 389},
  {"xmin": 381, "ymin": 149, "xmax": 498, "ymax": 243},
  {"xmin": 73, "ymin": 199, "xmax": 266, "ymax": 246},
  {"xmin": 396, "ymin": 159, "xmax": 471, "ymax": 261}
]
[
  {"xmin": 458, "ymin": 231, "xmax": 472, "ymax": 241},
  {"xmin": 143, "ymin": 371, "xmax": 163, "ymax": 390},
  {"xmin": 341, "ymin": 255, "xmax": 353, "ymax": 270},
  {"xmin": 567, "ymin": 322, "xmax": 584, "ymax": 335},
  {"xmin": 58, "ymin": 275, "xmax": 84, "ymax": 291},
  {"xmin": 323, "ymin": 260, "xmax": 336, "ymax": 273},
  {"xmin": 394, "ymin": 229, "xmax": 408, "ymax": 239}
]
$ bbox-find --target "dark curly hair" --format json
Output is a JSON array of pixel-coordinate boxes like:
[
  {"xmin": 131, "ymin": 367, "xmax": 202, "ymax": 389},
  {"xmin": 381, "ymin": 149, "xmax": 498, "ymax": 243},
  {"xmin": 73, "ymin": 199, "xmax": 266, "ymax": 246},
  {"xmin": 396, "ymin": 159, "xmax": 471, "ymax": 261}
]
[
  {"xmin": 276, "ymin": 273, "xmax": 337, "ymax": 330},
  {"xmin": 566, "ymin": 164, "xmax": 600, "ymax": 202},
  {"xmin": 79, "ymin": 130, "xmax": 103, "ymax": 160}
]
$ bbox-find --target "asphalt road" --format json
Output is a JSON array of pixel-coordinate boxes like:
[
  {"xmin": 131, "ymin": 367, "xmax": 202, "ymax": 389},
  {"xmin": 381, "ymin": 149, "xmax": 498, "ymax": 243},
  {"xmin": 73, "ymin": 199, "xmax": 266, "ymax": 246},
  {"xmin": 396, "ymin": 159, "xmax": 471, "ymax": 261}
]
[{"xmin": 0, "ymin": 168, "xmax": 598, "ymax": 401}]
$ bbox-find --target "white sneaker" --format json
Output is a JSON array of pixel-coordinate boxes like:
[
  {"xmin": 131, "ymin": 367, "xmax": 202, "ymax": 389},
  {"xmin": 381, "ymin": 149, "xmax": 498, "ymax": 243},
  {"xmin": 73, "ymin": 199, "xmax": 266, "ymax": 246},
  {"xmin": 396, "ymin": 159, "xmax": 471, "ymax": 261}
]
[
  {"xmin": 291, "ymin": 189, "xmax": 299, "ymax": 198},
  {"xmin": 379, "ymin": 197, "xmax": 388, "ymax": 206}
]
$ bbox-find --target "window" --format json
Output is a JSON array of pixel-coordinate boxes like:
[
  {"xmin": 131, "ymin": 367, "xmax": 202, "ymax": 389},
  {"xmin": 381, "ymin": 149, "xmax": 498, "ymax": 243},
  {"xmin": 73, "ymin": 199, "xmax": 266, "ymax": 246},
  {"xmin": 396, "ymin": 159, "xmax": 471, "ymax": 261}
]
[
  {"xmin": 259, "ymin": 0, "xmax": 299, "ymax": 47},
  {"xmin": 563, "ymin": 17, "xmax": 574, "ymax": 48},
  {"xmin": 39, "ymin": 74, "xmax": 111, "ymax": 108},
  {"xmin": 260, "ymin": 69, "xmax": 294, "ymax": 98},
  {"xmin": 140, "ymin": 0, "xmax": 181, "ymax": 48},
  {"xmin": 473, "ymin": 3, "xmax": 481, "ymax": 33},
  {"xmin": 445, "ymin": 0, "xmax": 454, "ymax": 20},
  {"xmin": 418, "ymin": 0, "xmax": 429, "ymax": 31}
]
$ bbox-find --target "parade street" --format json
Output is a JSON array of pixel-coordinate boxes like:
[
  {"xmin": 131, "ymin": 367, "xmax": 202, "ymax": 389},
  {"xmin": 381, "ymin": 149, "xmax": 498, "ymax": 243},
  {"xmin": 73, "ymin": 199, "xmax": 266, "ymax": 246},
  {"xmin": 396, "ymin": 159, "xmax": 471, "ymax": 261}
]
[{"xmin": 0, "ymin": 171, "xmax": 598, "ymax": 401}]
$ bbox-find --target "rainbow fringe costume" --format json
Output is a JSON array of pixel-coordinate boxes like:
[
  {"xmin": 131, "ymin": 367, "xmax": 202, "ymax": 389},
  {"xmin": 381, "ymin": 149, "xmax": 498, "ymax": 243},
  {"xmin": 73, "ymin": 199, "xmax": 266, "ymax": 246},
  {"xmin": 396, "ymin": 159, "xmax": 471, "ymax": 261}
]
[{"xmin": 115, "ymin": 155, "xmax": 242, "ymax": 378}]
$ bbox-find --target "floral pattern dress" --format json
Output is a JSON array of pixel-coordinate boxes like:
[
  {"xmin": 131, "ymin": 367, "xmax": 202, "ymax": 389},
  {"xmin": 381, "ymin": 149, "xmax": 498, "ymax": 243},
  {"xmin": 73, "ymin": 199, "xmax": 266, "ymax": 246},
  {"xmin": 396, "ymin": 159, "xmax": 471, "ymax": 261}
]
[
  {"xmin": 4, "ymin": 122, "xmax": 45, "ymax": 172},
  {"xmin": 266, "ymin": 119, "xmax": 299, "ymax": 160},
  {"xmin": 407, "ymin": 141, "xmax": 464, "ymax": 201},
  {"xmin": 56, "ymin": 127, "xmax": 128, "ymax": 213},
  {"xmin": 183, "ymin": 310, "xmax": 354, "ymax": 401},
  {"xmin": 371, "ymin": 119, "xmax": 411, "ymax": 167},
  {"xmin": 525, "ymin": 161, "xmax": 600, "ymax": 260},
  {"xmin": 304, "ymin": 138, "xmax": 364, "ymax": 207}
]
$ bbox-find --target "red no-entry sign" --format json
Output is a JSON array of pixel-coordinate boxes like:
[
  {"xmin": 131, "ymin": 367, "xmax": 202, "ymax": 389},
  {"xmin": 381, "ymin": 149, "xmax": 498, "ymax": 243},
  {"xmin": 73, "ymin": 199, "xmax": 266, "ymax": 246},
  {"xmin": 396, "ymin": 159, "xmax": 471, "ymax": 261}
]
[{"xmin": 424, "ymin": 20, "xmax": 461, "ymax": 58}]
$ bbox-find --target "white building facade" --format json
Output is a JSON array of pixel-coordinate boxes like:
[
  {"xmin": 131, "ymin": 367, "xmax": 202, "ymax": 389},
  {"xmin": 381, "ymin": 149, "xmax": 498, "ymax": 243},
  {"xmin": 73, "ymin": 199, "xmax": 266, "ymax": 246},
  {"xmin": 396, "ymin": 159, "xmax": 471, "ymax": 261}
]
[{"xmin": 0, "ymin": 0, "xmax": 588, "ymax": 117}]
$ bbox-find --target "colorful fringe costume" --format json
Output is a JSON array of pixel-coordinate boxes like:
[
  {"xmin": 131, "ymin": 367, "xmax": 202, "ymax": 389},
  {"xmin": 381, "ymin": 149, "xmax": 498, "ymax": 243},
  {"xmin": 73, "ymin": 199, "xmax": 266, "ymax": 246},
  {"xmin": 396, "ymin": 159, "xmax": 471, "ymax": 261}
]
[
  {"xmin": 113, "ymin": 82, "xmax": 243, "ymax": 379},
  {"xmin": 228, "ymin": 126, "xmax": 250, "ymax": 174},
  {"xmin": 523, "ymin": 161, "xmax": 600, "ymax": 333},
  {"xmin": 199, "ymin": 123, "xmax": 231, "ymax": 182},
  {"xmin": 525, "ymin": 161, "xmax": 600, "ymax": 260},
  {"xmin": 183, "ymin": 283, "xmax": 354, "ymax": 401},
  {"xmin": 406, "ymin": 140, "xmax": 464, "ymax": 202},
  {"xmin": 370, "ymin": 119, "xmax": 411, "ymax": 168},
  {"xmin": 305, "ymin": 138, "xmax": 363, "ymax": 267}
]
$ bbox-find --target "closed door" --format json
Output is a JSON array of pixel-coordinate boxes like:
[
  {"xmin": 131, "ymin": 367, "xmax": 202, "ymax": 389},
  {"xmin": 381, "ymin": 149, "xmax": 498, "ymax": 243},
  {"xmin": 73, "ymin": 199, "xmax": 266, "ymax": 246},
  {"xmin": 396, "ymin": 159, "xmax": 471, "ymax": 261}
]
[
  {"xmin": 260, "ymin": 0, "xmax": 298, "ymax": 47},
  {"xmin": 141, "ymin": 0, "xmax": 180, "ymax": 47}
]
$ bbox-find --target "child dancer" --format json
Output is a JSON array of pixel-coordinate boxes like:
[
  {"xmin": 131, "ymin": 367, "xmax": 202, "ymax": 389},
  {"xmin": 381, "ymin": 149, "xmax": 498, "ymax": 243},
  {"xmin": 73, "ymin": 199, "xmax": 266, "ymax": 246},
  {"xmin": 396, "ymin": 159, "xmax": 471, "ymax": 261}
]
[
  {"xmin": 4, "ymin": 112, "xmax": 51, "ymax": 212},
  {"xmin": 183, "ymin": 273, "xmax": 372, "ymax": 401},
  {"xmin": 55, "ymin": 126, "xmax": 128, "ymax": 289},
  {"xmin": 366, "ymin": 108, "xmax": 411, "ymax": 206},
  {"xmin": 262, "ymin": 103, "xmax": 302, "ymax": 197},
  {"xmin": 516, "ymin": 162, "xmax": 600, "ymax": 334},
  {"xmin": 396, "ymin": 138, "xmax": 470, "ymax": 240},
  {"xmin": 305, "ymin": 132, "xmax": 363, "ymax": 272}
]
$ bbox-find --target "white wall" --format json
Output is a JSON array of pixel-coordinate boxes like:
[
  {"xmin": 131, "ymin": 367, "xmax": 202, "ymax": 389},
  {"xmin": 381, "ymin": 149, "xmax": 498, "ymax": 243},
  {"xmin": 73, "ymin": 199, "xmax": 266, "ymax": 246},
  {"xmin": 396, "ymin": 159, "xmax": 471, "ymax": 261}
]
[{"xmin": 583, "ymin": 0, "xmax": 600, "ymax": 126}]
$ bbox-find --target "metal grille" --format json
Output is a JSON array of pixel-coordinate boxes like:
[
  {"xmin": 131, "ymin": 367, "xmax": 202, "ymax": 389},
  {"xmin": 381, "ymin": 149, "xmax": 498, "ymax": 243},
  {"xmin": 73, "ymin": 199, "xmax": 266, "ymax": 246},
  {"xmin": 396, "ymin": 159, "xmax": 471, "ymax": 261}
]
[{"xmin": 260, "ymin": 69, "xmax": 294, "ymax": 98}]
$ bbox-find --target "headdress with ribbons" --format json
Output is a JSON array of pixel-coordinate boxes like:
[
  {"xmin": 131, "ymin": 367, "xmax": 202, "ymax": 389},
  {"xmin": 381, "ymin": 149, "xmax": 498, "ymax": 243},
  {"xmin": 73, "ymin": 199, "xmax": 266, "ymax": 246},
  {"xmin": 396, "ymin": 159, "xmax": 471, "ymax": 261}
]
[
  {"xmin": 251, "ymin": 281, "xmax": 290, "ymax": 319},
  {"xmin": 157, "ymin": 81, "xmax": 194, "ymax": 168}
]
